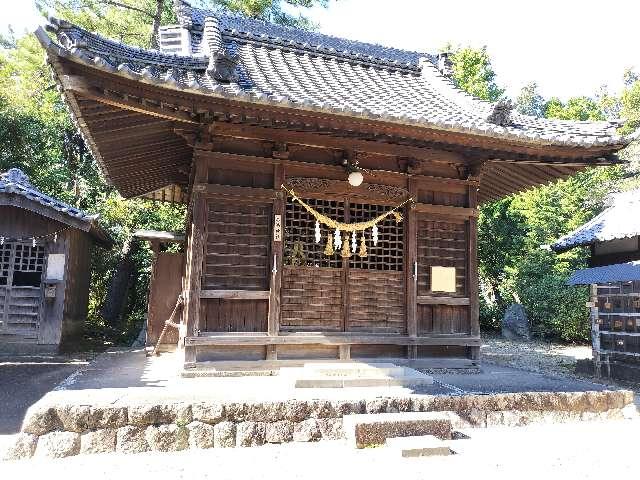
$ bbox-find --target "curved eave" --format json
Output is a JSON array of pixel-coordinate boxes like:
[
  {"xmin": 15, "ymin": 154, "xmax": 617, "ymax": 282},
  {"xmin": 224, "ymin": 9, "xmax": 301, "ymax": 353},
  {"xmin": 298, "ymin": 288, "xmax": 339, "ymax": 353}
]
[{"xmin": 34, "ymin": 27, "xmax": 639, "ymax": 154}]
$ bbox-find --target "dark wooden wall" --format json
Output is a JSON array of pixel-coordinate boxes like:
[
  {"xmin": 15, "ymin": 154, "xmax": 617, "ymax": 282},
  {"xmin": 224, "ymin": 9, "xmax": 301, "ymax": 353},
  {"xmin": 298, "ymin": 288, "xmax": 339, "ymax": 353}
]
[{"xmin": 146, "ymin": 252, "xmax": 184, "ymax": 345}]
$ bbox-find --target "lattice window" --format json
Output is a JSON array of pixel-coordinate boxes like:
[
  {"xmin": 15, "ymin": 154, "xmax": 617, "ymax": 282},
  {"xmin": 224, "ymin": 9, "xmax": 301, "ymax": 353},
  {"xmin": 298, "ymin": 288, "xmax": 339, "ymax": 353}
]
[
  {"xmin": 14, "ymin": 244, "xmax": 45, "ymax": 272},
  {"xmin": 284, "ymin": 198, "xmax": 405, "ymax": 271},
  {"xmin": 284, "ymin": 197, "xmax": 343, "ymax": 268},
  {"xmin": 349, "ymin": 202, "xmax": 403, "ymax": 271},
  {"xmin": 0, "ymin": 243, "xmax": 11, "ymax": 286}
]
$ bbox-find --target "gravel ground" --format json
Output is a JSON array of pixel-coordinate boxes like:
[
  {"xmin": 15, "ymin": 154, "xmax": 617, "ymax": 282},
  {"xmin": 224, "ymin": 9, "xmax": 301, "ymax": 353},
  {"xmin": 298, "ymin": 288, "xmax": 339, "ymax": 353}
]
[
  {"xmin": 2, "ymin": 419, "xmax": 638, "ymax": 479},
  {"xmin": 481, "ymin": 333, "xmax": 640, "ymax": 394}
]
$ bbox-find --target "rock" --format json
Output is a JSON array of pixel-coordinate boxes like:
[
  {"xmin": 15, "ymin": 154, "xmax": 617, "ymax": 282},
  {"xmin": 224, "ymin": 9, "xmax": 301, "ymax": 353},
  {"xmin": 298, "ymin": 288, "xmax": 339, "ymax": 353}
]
[
  {"xmin": 57, "ymin": 405, "xmax": 91, "ymax": 433},
  {"xmin": 88, "ymin": 406, "xmax": 128, "ymax": 430},
  {"xmin": 365, "ymin": 399, "xmax": 389, "ymax": 414},
  {"xmin": 128, "ymin": 403, "xmax": 192, "ymax": 427},
  {"xmin": 265, "ymin": 421, "xmax": 293, "ymax": 443},
  {"xmin": 192, "ymin": 403, "xmax": 225, "ymax": 424},
  {"xmin": 22, "ymin": 406, "xmax": 62, "ymax": 435},
  {"xmin": 223, "ymin": 403, "xmax": 248, "ymax": 422},
  {"xmin": 3, "ymin": 433, "xmax": 37, "ymax": 460},
  {"xmin": 236, "ymin": 421, "xmax": 265, "ymax": 447},
  {"xmin": 145, "ymin": 424, "xmax": 188, "ymax": 452},
  {"xmin": 331, "ymin": 400, "xmax": 365, "ymax": 416},
  {"xmin": 213, "ymin": 421, "xmax": 236, "ymax": 448},
  {"xmin": 309, "ymin": 400, "xmax": 335, "ymax": 419},
  {"xmin": 187, "ymin": 421, "xmax": 215, "ymax": 449},
  {"xmin": 317, "ymin": 418, "xmax": 343, "ymax": 440},
  {"xmin": 80, "ymin": 429, "xmax": 117, "ymax": 454},
  {"xmin": 282, "ymin": 401, "xmax": 310, "ymax": 422},
  {"xmin": 501, "ymin": 303, "xmax": 530, "ymax": 339},
  {"xmin": 34, "ymin": 431, "xmax": 81, "ymax": 458},
  {"xmin": 116, "ymin": 426, "xmax": 149, "ymax": 453},
  {"xmin": 293, "ymin": 419, "xmax": 321, "ymax": 442}
]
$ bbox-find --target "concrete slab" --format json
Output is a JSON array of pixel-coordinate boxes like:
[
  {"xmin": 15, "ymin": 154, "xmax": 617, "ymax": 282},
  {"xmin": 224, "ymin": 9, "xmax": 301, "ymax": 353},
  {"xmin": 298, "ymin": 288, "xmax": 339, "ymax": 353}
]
[{"xmin": 385, "ymin": 435, "xmax": 451, "ymax": 457}]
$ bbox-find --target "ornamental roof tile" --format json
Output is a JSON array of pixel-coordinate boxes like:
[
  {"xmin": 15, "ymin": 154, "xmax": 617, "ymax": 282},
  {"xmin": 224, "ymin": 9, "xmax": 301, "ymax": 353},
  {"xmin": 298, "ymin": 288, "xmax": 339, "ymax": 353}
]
[
  {"xmin": 36, "ymin": 8, "xmax": 639, "ymax": 150},
  {"xmin": 567, "ymin": 261, "xmax": 640, "ymax": 285},
  {"xmin": 552, "ymin": 189, "xmax": 640, "ymax": 252}
]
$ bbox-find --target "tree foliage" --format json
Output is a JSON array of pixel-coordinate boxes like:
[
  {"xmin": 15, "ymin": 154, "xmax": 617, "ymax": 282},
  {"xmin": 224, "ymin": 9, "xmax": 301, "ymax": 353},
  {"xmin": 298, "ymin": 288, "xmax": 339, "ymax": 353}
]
[{"xmin": 448, "ymin": 46, "xmax": 504, "ymax": 102}]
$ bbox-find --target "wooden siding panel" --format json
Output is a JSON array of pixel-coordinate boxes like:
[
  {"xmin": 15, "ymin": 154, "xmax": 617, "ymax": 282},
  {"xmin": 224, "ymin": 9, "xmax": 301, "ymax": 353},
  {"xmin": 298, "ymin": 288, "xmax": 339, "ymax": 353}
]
[
  {"xmin": 280, "ymin": 266, "xmax": 343, "ymax": 331},
  {"xmin": 417, "ymin": 304, "xmax": 471, "ymax": 334},
  {"xmin": 201, "ymin": 298, "xmax": 268, "ymax": 332},
  {"xmin": 347, "ymin": 269, "xmax": 405, "ymax": 333}
]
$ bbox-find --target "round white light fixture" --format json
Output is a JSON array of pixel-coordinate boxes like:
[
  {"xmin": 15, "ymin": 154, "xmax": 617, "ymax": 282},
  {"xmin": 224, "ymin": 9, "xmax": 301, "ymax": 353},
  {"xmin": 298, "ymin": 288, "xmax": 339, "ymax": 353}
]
[{"xmin": 348, "ymin": 170, "xmax": 364, "ymax": 187}]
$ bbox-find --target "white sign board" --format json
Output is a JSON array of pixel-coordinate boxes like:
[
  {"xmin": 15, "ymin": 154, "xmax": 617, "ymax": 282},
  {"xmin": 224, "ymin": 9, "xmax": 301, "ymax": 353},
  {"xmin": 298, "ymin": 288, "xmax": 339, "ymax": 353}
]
[
  {"xmin": 431, "ymin": 266, "xmax": 456, "ymax": 293},
  {"xmin": 46, "ymin": 254, "xmax": 66, "ymax": 281}
]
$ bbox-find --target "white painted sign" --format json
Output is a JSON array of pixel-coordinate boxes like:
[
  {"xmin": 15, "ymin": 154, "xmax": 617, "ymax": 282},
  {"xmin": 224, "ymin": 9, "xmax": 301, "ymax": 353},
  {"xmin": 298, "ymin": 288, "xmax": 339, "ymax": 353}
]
[
  {"xmin": 46, "ymin": 253, "xmax": 66, "ymax": 281},
  {"xmin": 273, "ymin": 214, "xmax": 282, "ymax": 242},
  {"xmin": 431, "ymin": 266, "xmax": 456, "ymax": 293}
]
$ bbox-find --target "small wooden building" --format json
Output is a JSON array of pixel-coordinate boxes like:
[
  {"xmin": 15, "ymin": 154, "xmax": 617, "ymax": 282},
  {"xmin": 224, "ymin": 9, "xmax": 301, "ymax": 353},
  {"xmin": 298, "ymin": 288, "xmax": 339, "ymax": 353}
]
[
  {"xmin": 553, "ymin": 189, "xmax": 640, "ymax": 381},
  {"xmin": 36, "ymin": 2, "xmax": 636, "ymax": 369},
  {"xmin": 0, "ymin": 168, "xmax": 111, "ymax": 353}
]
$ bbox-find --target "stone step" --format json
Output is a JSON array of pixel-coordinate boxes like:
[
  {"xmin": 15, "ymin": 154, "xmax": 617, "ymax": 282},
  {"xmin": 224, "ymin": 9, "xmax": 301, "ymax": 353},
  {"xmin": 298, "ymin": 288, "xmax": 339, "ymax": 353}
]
[
  {"xmin": 385, "ymin": 435, "xmax": 452, "ymax": 457},
  {"xmin": 343, "ymin": 412, "xmax": 452, "ymax": 448},
  {"xmin": 294, "ymin": 374, "xmax": 433, "ymax": 388}
]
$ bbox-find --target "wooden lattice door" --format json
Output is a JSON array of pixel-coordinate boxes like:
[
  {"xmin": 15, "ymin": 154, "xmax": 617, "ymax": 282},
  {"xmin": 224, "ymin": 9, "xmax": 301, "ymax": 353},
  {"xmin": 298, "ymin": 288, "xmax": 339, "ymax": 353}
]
[
  {"xmin": 0, "ymin": 242, "xmax": 45, "ymax": 341},
  {"xmin": 280, "ymin": 197, "xmax": 405, "ymax": 333}
]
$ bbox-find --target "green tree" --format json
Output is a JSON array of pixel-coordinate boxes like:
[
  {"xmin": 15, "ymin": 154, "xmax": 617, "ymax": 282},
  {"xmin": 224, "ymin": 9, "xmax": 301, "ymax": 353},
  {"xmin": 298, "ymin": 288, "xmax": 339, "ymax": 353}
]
[
  {"xmin": 544, "ymin": 96, "xmax": 605, "ymax": 121},
  {"xmin": 515, "ymin": 82, "xmax": 545, "ymax": 118},
  {"xmin": 448, "ymin": 46, "xmax": 504, "ymax": 102}
]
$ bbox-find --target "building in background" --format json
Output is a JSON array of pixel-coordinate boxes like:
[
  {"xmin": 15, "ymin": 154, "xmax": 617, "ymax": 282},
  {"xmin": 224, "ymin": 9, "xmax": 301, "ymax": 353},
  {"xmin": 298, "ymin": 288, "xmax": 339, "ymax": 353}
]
[
  {"xmin": 553, "ymin": 189, "xmax": 640, "ymax": 381},
  {"xmin": 0, "ymin": 168, "xmax": 111, "ymax": 353}
]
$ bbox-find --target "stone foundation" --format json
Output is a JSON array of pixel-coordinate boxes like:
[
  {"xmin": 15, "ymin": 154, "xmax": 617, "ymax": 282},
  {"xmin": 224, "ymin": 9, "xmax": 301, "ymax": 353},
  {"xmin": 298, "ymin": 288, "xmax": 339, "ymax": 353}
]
[{"xmin": 4, "ymin": 390, "xmax": 636, "ymax": 460}]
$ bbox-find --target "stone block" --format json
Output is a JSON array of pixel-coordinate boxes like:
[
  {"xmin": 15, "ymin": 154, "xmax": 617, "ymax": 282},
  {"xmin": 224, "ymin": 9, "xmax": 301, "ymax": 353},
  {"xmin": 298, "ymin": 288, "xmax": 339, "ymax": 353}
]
[
  {"xmin": 236, "ymin": 421, "xmax": 265, "ymax": 447},
  {"xmin": 3, "ymin": 433, "xmax": 37, "ymax": 460},
  {"xmin": 57, "ymin": 404, "xmax": 91, "ymax": 433},
  {"xmin": 343, "ymin": 412, "xmax": 452, "ymax": 448},
  {"xmin": 34, "ymin": 431, "xmax": 81, "ymax": 458},
  {"xmin": 265, "ymin": 421, "xmax": 293, "ymax": 443},
  {"xmin": 145, "ymin": 424, "xmax": 188, "ymax": 452},
  {"xmin": 283, "ymin": 401, "xmax": 310, "ymax": 422},
  {"xmin": 128, "ymin": 403, "xmax": 192, "ymax": 427},
  {"xmin": 88, "ymin": 406, "xmax": 128, "ymax": 430},
  {"xmin": 386, "ymin": 435, "xmax": 451, "ymax": 458},
  {"xmin": 80, "ymin": 429, "xmax": 116, "ymax": 454},
  {"xmin": 21, "ymin": 406, "xmax": 62, "ymax": 435},
  {"xmin": 293, "ymin": 419, "xmax": 321, "ymax": 442},
  {"xmin": 192, "ymin": 402, "xmax": 225, "ymax": 424},
  {"xmin": 318, "ymin": 418, "xmax": 343, "ymax": 440},
  {"xmin": 213, "ymin": 421, "xmax": 236, "ymax": 448},
  {"xmin": 187, "ymin": 421, "xmax": 215, "ymax": 449},
  {"xmin": 116, "ymin": 425, "xmax": 149, "ymax": 454}
]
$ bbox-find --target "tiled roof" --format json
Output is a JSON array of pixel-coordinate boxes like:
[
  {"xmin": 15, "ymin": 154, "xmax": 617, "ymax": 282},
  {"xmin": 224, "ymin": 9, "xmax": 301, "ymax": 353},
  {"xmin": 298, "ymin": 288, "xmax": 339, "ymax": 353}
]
[
  {"xmin": 35, "ymin": 9, "xmax": 639, "ymax": 149},
  {"xmin": 0, "ymin": 168, "xmax": 111, "ymax": 245},
  {"xmin": 567, "ymin": 261, "xmax": 640, "ymax": 285},
  {"xmin": 552, "ymin": 189, "xmax": 640, "ymax": 252}
]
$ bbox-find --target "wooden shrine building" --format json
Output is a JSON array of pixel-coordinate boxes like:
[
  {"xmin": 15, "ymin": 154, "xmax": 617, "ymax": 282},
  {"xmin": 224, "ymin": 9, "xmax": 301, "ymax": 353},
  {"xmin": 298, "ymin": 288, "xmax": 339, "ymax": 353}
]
[
  {"xmin": 36, "ymin": 1, "xmax": 637, "ymax": 368},
  {"xmin": 0, "ymin": 168, "xmax": 111, "ymax": 353},
  {"xmin": 553, "ymin": 189, "xmax": 640, "ymax": 381}
]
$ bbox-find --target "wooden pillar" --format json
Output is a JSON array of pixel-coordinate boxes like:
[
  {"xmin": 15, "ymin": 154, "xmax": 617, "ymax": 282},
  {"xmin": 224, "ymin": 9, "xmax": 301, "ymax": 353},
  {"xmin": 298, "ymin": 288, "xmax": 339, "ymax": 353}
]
[
  {"xmin": 268, "ymin": 164, "xmax": 284, "ymax": 340},
  {"xmin": 181, "ymin": 159, "xmax": 207, "ymax": 367},
  {"xmin": 406, "ymin": 179, "xmax": 418, "ymax": 360},
  {"xmin": 590, "ymin": 283, "xmax": 601, "ymax": 378},
  {"xmin": 467, "ymin": 182, "xmax": 480, "ymax": 360}
]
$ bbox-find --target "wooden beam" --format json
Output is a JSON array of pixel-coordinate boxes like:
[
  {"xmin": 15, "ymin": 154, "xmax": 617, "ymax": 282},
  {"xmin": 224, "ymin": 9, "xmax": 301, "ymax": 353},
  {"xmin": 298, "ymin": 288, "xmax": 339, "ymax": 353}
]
[
  {"xmin": 185, "ymin": 333, "xmax": 481, "ymax": 346},
  {"xmin": 417, "ymin": 296, "xmax": 471, "ymax": 306},
  {"xmin": 211, "ymin": 122, "xmax": 470, "ymax": 165},
  {"xmin": 193, "ymin": 183, "xmax": 278, "ymax": 201},
  {"xmin": 62, "ymin": 74, "xmax": 197, "ymax": 124},
  {"xmin": 268, "ymin": 164, "xmax": 285, "ymax": 336},
  {"xmin": 412, "ymin": 203, "xmax": 478, "ymax": 218},
  {"xmin": 200, "ymin": 290, "xmax": 270, "ymax": 299},
  {"xmin": 406, "ymin": 178, "xmax": 418, "ymax": 339}
]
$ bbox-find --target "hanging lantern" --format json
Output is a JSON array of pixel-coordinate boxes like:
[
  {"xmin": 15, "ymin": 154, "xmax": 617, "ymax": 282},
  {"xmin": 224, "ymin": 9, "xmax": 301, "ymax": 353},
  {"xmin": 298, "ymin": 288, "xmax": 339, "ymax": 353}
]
[
  {"xmin": 334, "ymin": 227, "xmax": 342, "ymax": 249},
  {"xmin": 351, "ymin": 231, "xmax": 357, "ymax": 253},
  {"xmin": 372, "ymin": 224, "xmax": 379, "ymax": 246},
  {"xmin": 324, "ymin": 232, "xmax": 334, "ymax": 256},
  {"xmin": 314, "ymin": 221, "xmax": 321, "ymax": 244},
  {"xmin": 341, "ymin": 234, "xmax": 351, "ymax": 258},
  {"xmin": 359, "ymin": 234, "xmax": 368, "ymax": 258}
]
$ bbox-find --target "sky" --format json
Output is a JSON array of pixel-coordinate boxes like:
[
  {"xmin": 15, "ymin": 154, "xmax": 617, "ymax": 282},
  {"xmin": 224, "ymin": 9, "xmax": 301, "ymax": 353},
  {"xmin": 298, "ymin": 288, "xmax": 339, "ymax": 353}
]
[{"xmin": 1, "ymin": 0, "xmax": 638, "ymax": 101}]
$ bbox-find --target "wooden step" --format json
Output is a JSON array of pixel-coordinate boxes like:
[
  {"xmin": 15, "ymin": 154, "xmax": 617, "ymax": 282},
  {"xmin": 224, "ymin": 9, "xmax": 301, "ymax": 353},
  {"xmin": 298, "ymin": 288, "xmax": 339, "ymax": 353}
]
[{"xmin": 343, "ymin": 412, "xmax": 452, "ymax": 448}]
